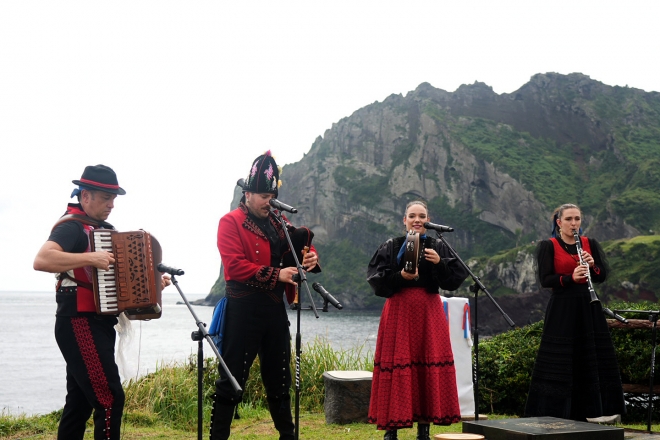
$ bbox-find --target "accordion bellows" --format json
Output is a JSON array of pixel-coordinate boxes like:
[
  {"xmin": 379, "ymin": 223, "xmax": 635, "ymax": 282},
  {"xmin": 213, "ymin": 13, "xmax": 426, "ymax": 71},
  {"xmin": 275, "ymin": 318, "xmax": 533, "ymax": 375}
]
[{"xmin": 90, "ymin": 229, "xmax": 163, "ymax": 320}]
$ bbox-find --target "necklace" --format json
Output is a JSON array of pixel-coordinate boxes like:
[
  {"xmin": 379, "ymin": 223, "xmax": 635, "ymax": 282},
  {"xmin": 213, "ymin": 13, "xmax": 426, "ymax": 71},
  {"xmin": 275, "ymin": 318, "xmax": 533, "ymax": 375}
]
[{"xmin": 557, "ymin": 236, "xmax": 580, "ymax": 264}]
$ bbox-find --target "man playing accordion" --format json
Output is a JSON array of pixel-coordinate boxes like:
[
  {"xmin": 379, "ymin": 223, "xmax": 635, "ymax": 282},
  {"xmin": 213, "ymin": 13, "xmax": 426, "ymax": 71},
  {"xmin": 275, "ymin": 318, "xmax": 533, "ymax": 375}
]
[
  {"xmin": 34, "ymin": 164, "xmax": 170, "ymax": 440},
  {"xmin": 34, "ymin": 164, "xmax": 130, "ymax": 439}
]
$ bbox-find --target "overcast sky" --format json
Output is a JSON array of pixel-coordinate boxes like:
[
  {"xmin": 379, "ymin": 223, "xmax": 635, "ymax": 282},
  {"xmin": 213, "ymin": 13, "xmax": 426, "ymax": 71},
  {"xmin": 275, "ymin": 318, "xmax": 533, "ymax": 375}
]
[{"xmin": 1, "ymin": 1, "xmax": 659, "ymax": 295}]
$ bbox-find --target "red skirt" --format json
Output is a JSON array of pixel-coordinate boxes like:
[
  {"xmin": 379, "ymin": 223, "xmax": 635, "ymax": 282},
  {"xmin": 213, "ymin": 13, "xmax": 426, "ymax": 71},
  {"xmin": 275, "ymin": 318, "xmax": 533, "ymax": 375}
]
[{"xmin": 368, "ymin": 287, "xmax": 461, "ymax": 430}]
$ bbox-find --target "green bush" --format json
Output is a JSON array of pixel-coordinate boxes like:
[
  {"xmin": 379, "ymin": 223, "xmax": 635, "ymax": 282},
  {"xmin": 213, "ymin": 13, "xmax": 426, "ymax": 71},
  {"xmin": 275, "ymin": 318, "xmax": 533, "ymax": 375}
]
[
  {"xmin": 609, "ymin": 301, "xmax": 658, "ymax": 385},
  {"xmin": 476, "ymin": 321, "xmax": 542, "ymax": 415},
  {"xmin": 123, "ymin": 337, "xmax": 373, "ymax": 429},
  {"xmin": 123, "ymin": 356, "xmax": 218, "ymax": 430},
  {"xmin": 477, "ymin": 300, "xmax": 660, "ymax": 420},
  {"xmin": 237, "ymin": 336, "xmax": 373, "ymax": 412}
]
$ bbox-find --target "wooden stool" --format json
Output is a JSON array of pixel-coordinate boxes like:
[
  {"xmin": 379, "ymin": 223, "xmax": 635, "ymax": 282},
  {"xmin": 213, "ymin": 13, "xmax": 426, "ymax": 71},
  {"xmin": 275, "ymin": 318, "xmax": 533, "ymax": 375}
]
[{"xmin": 322, "ymin": 370, "xmax": 372, "ymax": 424}]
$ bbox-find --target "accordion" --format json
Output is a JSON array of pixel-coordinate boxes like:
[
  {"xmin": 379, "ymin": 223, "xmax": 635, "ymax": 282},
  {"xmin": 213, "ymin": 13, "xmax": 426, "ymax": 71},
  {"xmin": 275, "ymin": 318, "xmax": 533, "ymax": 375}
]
[{"xmin": 90, "ymin": 229, "xmax": 163, "ymax": 320}]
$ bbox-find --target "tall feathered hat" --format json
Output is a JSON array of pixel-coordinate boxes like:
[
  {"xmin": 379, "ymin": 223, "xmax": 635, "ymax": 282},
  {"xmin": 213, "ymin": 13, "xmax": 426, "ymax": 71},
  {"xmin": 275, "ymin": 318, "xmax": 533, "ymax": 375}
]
[{"xmin": 242, "ymin": 150, "xmax": 280, "ymax": 196}]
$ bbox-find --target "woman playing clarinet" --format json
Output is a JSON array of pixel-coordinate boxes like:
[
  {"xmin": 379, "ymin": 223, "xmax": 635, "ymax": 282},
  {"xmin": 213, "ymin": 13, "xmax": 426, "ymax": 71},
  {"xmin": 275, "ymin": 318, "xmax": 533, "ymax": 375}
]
[
  {"xmin": 525, "ymin": 203, "xmax": 626, "ymax": 420},
  {"xmin": 367, "ymin": 201, "xmax": 469, "ymax": 440}
]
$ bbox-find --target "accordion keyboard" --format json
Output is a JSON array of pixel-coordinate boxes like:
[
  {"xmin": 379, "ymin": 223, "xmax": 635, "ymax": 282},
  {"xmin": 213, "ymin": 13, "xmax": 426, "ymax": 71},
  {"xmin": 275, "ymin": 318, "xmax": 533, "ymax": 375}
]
[{"xmin": 92, "ymin": 230, "xmax": 119, "ymax": 313}]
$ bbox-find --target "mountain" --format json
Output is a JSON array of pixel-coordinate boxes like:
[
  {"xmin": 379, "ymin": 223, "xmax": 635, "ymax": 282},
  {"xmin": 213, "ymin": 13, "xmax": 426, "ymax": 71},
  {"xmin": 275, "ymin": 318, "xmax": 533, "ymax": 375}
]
[{"xmin": 206, "ymin": 72, "xmax": 660, "ymax": 327}]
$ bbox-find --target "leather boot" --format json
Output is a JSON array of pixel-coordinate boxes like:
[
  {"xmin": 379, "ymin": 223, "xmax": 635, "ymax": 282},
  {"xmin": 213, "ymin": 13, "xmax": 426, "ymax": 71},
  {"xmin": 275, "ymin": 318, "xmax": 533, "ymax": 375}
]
[
  {"xmin": 384, "ymin": 429, "xmax": 398, "ymax": 440},
  {"xmin": 416, "ymin": 423, "xmax": 430, "ymax": 440},
  {"xmin": 267, "ymin": 395, "xmax": 295, "ymax": 440},
  {"xmin": 209, "ymin": 394, "xmax": 236, "ymax": 440}
]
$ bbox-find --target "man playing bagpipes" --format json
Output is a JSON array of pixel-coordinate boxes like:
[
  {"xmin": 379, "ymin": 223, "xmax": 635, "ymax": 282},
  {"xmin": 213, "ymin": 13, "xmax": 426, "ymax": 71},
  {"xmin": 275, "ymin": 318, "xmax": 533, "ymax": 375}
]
[{"xmin": 211, "ymin": 151, "xmax": 320, "ymax": 440}]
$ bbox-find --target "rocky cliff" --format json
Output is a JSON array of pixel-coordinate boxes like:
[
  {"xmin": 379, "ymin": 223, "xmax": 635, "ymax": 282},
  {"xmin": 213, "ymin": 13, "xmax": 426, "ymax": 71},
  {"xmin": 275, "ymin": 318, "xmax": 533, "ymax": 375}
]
[{"xmin": 208, "ymin": 72, "xmax": 660, "ymax": 332}]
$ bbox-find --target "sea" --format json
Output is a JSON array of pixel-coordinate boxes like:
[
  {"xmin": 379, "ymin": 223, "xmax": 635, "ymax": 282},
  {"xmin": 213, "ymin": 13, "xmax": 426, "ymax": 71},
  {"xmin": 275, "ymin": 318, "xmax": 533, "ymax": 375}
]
[{"xmin": 0, "ymin": 291, "xmax": 381, "ymax": 416}]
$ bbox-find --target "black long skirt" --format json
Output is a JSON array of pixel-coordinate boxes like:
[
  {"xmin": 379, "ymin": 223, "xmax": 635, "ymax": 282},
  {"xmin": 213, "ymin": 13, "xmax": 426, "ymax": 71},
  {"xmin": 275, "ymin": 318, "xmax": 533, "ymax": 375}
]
[{"xmin": 525, "ymin": 288, "xmax": 625, "ymax": 420}]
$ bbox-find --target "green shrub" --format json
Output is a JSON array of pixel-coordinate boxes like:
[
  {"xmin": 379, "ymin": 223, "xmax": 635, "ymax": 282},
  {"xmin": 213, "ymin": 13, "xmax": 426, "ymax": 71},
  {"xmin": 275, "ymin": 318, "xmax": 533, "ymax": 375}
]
[
  {"xmin": 477, "ymin": 300, "xmax": 660, "ymax": 421},
  {"xmin": 123, "ymin": 357, "xmax": 217, "ymax": 430},
  {"xmin": 123, "ymin": 337, "xmax": 373, "ymax": 429},
  {"xmin": 609, "ymin": 300, "xmax": 658, "ymax": 385},
  {"xmin": 237, "ymin": 336, "xmax": 373, "ymax": 411},
  {"xmin": 476, "ymin": 321, "xmax": 542, "ymax": 415}
]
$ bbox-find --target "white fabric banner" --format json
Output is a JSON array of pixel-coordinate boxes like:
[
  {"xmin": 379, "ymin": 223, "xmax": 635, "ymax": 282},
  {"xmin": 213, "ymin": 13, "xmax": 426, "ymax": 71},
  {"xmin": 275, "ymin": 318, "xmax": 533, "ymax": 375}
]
[{"xmin": 441, "ymin": 296, "xmax": 475, "ymax": 417}]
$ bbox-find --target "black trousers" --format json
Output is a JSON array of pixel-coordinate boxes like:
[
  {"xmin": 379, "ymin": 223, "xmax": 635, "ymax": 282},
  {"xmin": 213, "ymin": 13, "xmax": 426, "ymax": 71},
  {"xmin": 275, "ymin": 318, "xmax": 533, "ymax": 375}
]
[
  {"xmin": 55, "ymin": 314, "xmax": 125, "ymax": 440},
  {"xmin": 212, "ymin": 297, "xmax": 293, "ymax": 439}
]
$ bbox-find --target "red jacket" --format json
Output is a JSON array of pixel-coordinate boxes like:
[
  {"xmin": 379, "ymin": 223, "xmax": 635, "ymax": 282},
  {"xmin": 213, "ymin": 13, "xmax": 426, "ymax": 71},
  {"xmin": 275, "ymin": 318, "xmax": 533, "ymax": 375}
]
[{"xmin": 217, "ymin": 203, "xmax": 319, "ymax": 303}]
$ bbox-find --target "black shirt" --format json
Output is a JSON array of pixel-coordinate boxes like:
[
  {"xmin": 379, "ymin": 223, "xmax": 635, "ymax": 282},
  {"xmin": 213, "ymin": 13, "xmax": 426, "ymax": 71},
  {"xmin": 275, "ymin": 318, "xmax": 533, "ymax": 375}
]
[
  {"xmin": 49, "ymin": 221, "xmax": 89, "ymax": 253},
  {"xmin": 247, "ymin": 211, "xmax": 284, "ymax": 267}
]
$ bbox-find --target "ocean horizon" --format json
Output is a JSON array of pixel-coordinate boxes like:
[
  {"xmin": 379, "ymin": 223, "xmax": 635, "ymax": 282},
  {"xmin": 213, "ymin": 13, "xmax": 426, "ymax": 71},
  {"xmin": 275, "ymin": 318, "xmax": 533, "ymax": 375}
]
[{"xmin": 0, "ymin": 290, "xmax": 380, "ymax": 416}]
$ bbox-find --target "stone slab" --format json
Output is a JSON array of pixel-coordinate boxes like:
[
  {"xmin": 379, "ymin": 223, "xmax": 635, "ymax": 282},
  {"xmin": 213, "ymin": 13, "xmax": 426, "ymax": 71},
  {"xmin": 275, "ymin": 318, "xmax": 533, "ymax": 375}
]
[{"xmin": 462, "ymin": 416, "xmax": 624, "ymax": 440}]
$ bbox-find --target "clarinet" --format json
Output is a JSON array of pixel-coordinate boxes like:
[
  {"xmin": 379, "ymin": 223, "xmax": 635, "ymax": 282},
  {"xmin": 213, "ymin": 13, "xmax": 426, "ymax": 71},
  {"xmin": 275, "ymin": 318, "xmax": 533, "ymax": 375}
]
[{"xmin": 573, "ymin": 230, "xmax": 600, "ymax": 303}]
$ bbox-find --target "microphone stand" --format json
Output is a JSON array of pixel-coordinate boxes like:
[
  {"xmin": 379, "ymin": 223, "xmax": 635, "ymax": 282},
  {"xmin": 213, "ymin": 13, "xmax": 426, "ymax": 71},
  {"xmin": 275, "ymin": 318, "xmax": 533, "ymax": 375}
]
[
  {"xmin": 613, "ymin": 309, "xmax": 659, "ymax": 433},
  {"xmin": 430, "ymin": 231, "xmax": 515, "ymax": 421},
  {"xmin": 169, "ymin": 272, "xmax": 242, "ymax": 440},
  {"xmin": 271, "ymin": 208, "xmax": 319, "ymax": 440}
]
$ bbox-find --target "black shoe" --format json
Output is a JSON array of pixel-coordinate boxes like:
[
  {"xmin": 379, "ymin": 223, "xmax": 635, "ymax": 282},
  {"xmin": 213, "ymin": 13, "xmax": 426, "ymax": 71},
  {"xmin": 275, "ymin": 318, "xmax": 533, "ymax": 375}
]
[
  {"xmin": 384, "ymin": 429, "xmax": 398, "ymax": 440},
  {"xmin": 416, "ymin": 423, "xmax": 430, "ymax": 440}
]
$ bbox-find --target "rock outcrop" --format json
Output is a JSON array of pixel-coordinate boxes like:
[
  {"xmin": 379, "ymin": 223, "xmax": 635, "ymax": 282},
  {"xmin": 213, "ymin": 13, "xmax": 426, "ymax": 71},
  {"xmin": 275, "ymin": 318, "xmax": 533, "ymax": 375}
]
[{"xmin": 207, "ymin": 73, "xmax": 660, "ymax": 330}]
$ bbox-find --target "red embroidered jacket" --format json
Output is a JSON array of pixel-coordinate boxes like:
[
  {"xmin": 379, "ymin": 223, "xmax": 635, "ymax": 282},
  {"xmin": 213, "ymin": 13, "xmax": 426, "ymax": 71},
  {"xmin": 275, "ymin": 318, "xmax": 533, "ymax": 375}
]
[{"xmin": 217, "ymin": 203, "xmax": 319, "ymax": 303}]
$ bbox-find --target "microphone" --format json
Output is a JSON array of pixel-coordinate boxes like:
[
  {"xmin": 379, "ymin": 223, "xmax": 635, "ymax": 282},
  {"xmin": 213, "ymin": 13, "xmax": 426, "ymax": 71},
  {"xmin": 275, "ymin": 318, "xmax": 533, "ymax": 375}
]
[
  {"xmin": 312, "ymin": 282, "xmax": 343, "ymax": 310},
  {"xmin": 603, "ymin": 307, "xmax": 629, "ymax": 324},
  {"xmin": 157, "ymin": 263, "xmax": 185, "ymax": 276},
  {"xmin": 269, "ymin": 198, "xmax": 298, "ymax": 214},
  {"xmin": 423, "ymin": 222, "xmax": 454, "ymax": 233},
  {"xmin": 236, "ymin": 178, "xmax": 245, "ymax": 189}
]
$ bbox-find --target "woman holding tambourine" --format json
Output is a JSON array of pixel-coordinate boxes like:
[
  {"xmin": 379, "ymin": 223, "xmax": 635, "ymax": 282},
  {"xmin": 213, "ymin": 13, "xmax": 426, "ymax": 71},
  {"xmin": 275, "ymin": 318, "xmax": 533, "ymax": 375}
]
[
  {"xmin": 366, "ymin": 201, "xmax": 469, "ymax": 440},
  {"xmin": 524, "ymin": 203, "xmax": 625, "ymax": 421}
]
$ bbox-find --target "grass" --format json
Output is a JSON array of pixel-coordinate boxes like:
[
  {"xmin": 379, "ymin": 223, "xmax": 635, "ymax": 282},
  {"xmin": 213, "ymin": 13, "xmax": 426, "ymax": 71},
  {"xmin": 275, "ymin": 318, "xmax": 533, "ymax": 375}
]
[
  {"xmin": 0, "ymin": 409, "xmax": 510, "ymax": 440},
  {"xmin": 235, "ymin": 336, "xmax": 374, "ymax": 412},
  {"xmin": 3, "ymin": 337, "xmax": 660, "ymax": 439},
  {"xmin": 5, "ymin": 410, "xmax": 659, "ymax": 440}
]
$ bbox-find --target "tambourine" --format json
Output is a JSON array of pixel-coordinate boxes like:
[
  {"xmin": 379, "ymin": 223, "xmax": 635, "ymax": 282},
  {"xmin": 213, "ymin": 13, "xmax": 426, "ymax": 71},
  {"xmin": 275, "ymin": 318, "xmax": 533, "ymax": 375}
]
[{"xmin": 403, "ymin": 229, "xmax": 421, "ymax": 274}]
